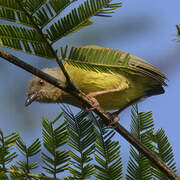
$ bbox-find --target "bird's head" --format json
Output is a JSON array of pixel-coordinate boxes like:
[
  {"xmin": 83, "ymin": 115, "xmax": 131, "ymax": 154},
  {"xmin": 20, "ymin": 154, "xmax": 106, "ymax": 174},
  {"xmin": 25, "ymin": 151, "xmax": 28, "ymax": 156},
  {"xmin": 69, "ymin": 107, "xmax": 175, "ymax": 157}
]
[{"xmin": 25, "ymin": 68, "xmax": 65, "ymax": 106}]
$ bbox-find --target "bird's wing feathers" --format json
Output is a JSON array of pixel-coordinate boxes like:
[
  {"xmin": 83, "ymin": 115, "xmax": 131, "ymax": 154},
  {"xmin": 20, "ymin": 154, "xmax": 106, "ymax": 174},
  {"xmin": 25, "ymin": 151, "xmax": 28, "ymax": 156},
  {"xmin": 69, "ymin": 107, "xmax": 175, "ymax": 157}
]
[{"xmin": 66, "ymin": 46, "xmax": 167, "ymax": 86}]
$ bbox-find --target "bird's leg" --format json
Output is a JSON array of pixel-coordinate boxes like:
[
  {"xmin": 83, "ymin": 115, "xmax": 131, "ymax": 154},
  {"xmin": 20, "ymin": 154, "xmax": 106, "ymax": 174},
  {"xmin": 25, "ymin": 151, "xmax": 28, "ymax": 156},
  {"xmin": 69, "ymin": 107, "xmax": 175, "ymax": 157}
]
[
  {"xmin": 106, "ymin": 109, "xmax": 122, "ymax": 128},
  {"xmin": 85, "ymin": 89, "xmax": 123, "ymax": 128},
  {"xmin": 86, "ymin": 89, "xmax": 121, "ymax": 110}
]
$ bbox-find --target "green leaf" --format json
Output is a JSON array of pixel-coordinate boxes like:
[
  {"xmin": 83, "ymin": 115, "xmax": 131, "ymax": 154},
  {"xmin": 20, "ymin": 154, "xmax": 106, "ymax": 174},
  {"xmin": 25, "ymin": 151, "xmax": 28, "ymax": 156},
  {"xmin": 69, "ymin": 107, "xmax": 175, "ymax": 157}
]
[
  {"xmin": 120, "ymin": 53, "xmax": 130, "ymax": 66},
  {"xmin": 65, "ymin": 110, "xmax": 95, "ymax": 179},
  {"xmin": 24, "ymin": 0, "xmax": 46, "ymax": 14},
  {"xmin": 149, "ymin": 128, "xmax": 177, "ymax": 179},
  {"xmin": 66, "ymin": 46, "xmax": 167, "ymax": 85},
  {"xmin": 0, "ymin": 0, "xmax": 121, "ymax": 60},
  {"xmin": 47, "ymin": 0, "xmax": 121, "ymax": 43},
  {"xmin": 176, "ymin": 24, "xmax": 180, "ymax": 35},
  {"xmin": 0, "ymin": 0, "xmax": 34, "ymax": 26},
  {"xmin": 34, "ymin": 0, "xmax": 74, "ymax": 28},
  {"xmin": 93, "ymin": 116, "xmax": 122, "ymax": 180},
  {"xmin": 126, "ymin": 105, "xmax": 177, "ymax": 180},
  {"xmin": 27, "ymin": 138, "xmax": 41, "ymax": 156},
  {"xmin": 0, "ymin": 130, "xmax": 19, "ymax": 168},
  {"xmin": 126, "ymin": 105, "xmax": 154, "ymax": 180},
  {"xmin": 96, "ymin": 2, "xmax": 122, "ymax": 17},
  {"xmin": 175, "ymin": 24, "xmax": 180, "ymax": 42},
  {"xmin": 0, "ymin": 0, "xmax": 23, "ymax": 12},
  {"xmin": 51, "ymin": 111, "xmax": 64, "ymax": 124},
  {"xmin": 10, "ymin": 165, "xmax": 25, "ymax": 180},
  {"xmin": 16, "ymin": 138, "xmax": 41, "ymax": 173},
  {"xmin": 42, "ymin": 114, "xmax": 69, "ymax": 177},
  {"xmin": 0, "ymin": 172, "xmax": 8, "ymax": 179},
  {"xmin": 0, "ymin": 8, "xmax": 32, "ymax": 26},
  {"xmin": 0, "ymin": 24, "xmax": 55, "ymax": 59}
]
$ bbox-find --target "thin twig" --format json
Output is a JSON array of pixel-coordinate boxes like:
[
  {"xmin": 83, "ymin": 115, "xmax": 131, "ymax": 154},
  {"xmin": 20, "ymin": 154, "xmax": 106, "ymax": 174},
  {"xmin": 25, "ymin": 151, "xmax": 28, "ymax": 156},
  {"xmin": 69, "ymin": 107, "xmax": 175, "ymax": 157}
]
[
  {"xmin": 0, "ymin": 168, "xmax": 62, "ymax": 180},
  {"xmin": 16, "ymin": 0, "xmax": 74, "ymax": 87},
  {"xmin": 0, "ymin": 49, "xmax": 179, "ymax": 180}
]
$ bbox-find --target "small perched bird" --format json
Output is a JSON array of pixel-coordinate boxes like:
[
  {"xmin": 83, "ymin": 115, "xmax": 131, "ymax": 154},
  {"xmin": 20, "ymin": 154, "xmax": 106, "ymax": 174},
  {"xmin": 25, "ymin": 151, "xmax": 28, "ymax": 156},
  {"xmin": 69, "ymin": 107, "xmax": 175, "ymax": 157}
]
[{"xmin": 25, "ymin": 46, "xmax": 167, "ymax": 119}]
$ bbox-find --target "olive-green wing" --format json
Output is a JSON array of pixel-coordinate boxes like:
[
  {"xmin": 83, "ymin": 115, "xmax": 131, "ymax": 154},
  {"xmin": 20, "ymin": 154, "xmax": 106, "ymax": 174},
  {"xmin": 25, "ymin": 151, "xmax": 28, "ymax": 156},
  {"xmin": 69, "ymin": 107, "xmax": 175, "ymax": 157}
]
[{"xmin": 66, "ymin": 45, "xmax": 167, "ymax": 86}]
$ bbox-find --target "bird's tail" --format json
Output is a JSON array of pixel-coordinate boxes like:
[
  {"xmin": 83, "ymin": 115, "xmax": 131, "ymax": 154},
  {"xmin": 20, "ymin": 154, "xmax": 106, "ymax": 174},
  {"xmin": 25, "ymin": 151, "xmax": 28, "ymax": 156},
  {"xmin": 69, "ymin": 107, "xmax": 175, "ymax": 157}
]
[{"xmin": 145, "ymin": 85, "xmax": 165, "ymax": 97}]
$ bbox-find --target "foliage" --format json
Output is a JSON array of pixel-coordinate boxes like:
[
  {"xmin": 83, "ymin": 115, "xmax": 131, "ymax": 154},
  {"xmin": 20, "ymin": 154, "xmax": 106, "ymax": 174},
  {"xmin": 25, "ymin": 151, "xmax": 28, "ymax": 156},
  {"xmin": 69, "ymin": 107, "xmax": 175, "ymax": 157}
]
[
  {"xmin": 0, "ymin": 107, "xmax": 177, "ymax": 179},
  {"xmin": 0, "ymin": 0, "xmax": 121, "ymax": 58},
  {"xmin": 149, "ymin": 128, "xmax": 177, "ymax": 180},
  {"xmin": 176, "ymin": 24, "xmax": 180, "ymax": 41},
  {"xmin": 64, "ymin": 45, "xmax": 167, "ymax": 86},
  {"xmin": 42, "ymin": 112, "xmax": 69, "ymax": 178},
  {"xmin": 16, "ymin": 138, "xmax": 41, "ymax": 173},
  {"xmin": 93, "ymin": 115, "xmax": 122, "ymax": 180},
  {"xmin": 65, "ymin": 110, "xmax": 95, "ymax": 179},
  {"xmin": 0, "ymin": 0, "xmax": 178, "ymax": 179},
  {"xmin": 126, "ymin": 105, "xmax": 177, "ymax": 180},
  {"xmin": 126, "ymin": 105, "xmax": 154, "ymax": 180},
  {"xmin": 0, "ymin": 130, "xmax": 19, "ymax": 169}
]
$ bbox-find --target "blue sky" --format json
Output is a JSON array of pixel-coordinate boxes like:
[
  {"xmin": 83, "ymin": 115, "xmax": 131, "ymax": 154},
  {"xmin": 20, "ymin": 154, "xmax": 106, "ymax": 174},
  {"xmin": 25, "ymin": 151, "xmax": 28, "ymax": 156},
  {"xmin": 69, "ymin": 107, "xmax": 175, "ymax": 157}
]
[{"xmin": 0, "ymin": 0, "xmax": 180, "ymax": 177}]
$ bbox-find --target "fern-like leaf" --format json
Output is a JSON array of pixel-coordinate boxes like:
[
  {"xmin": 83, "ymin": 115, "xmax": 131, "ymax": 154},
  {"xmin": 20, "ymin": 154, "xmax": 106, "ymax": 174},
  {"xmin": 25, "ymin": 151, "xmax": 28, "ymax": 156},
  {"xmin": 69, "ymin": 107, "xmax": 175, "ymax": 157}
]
[
  {"xmin": 96, "ymin": 2, "xmax": 122, "ymax": 17},
  {"xmin": 175, "ymin": 24, "xmax": 180, "ymax": 42},
  {"xmin": 0, "ymin": 172, "xmax": 8, "ymax": 179},
  {"xmin": 0, "ymin": 0, "xmax": 33, "ymax": 26},
  {"xmin": 64, "ymin": 110, "xmax": 95, "ymax": 179},
  {"xmin": 10, "ymin": 165, "xmax": 25, "ymax": 180},
  {"xmin": 42, "ymin": 112, "xmax": 69, "ymax": 178},
  {"xmin": 34, "ymin": 0, "xmax": 74, "ymax": 28},
  {"xmin": 24, "ymin": 0, "xmax": 46, "ymax": 14},
  {"xmin": 47, "ymin": 0, "xmax": 121, "ymax": 43},
  {"xmin": 0, "ymin": 130, "xmax": 19, "ymax": 169},
  {"xmin": 0, "ymin": 24, "xmax": 55, "ymax": 58},
  {"xmin": 67, "ymin": 46, "xmax": 131, "ymax": 74},
  {"xmin": 0, "ymin": 0, "xmax": 121, "ymax": 59},
  {"xmin": 93, "ymin": 115, "xmax": 122, "ymax": 180},
  {"xmin": 0, "ymin": 0, "xmax": 22, "ymax": 11},
  {"xmin": 126, "ymin": 105, "xmax": 154, "ymax": 180},
  {"xmin": 66, "ymin": 46, "xmax": 166, "ymax": 85},
  {"xmin": 149, "ymin": 128, "xmax": 177, "ymax": 179},
  {"xmin": 16, "ymin": 138, "xmax": 41, "ymax": 173},
  {"xmin": 0, "ymin": 8, "xmax": 32, "ymax": 26}
]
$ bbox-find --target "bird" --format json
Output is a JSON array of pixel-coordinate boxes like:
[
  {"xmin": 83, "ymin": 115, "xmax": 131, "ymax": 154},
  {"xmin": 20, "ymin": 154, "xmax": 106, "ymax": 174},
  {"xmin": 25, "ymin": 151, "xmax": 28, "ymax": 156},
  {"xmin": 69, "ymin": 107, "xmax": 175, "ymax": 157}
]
[{"xmin": 25, "ymin": 45, "xmax": 167, "ymax": 123}]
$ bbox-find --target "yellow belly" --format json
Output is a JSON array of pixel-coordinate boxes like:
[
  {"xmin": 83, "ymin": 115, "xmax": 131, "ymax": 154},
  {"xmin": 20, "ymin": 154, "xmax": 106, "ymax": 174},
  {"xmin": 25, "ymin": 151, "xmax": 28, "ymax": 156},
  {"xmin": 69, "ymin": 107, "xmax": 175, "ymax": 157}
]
[{"xmin": 63, "ymin": 63, "xmax": 148, "ymax": 111}]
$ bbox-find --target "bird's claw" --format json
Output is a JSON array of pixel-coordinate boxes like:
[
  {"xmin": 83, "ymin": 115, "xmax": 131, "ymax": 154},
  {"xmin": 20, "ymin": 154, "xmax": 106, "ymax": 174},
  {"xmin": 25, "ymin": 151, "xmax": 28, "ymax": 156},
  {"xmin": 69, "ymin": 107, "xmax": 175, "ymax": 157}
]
[
  {"xmin": 82, "ymin": 93, "xmax": 120, "ymax": 128},
  {"xmin": 106, "ymin": 112, "xmax": 120, "ymax": 128},
  {"xmin": 84, "ymin": 95, "xmax": 100, "ymax": 112}
]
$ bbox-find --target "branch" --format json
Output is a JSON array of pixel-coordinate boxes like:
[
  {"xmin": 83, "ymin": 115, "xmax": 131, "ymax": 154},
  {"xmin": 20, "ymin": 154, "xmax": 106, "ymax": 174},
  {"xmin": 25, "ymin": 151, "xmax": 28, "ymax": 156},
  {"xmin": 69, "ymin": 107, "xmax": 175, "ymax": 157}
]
[
  {"xmin": 0, "ymin": 50, "xmax": 179, "ymax": 180},
  {"xmin": 0, "ymin": 168, "xmax": 62, "ymax": 180},
  {"xmin": 16, "ymin": 0, "xmax": 73, "ymax": 87}
]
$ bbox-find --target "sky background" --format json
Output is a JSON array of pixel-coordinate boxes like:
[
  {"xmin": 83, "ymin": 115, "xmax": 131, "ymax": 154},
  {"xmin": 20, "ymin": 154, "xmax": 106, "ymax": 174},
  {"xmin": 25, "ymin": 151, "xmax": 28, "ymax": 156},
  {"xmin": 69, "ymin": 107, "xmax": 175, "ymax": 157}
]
[{"xmin": 0, "ymin": 0, "xmax": 180, "ymax": 178}]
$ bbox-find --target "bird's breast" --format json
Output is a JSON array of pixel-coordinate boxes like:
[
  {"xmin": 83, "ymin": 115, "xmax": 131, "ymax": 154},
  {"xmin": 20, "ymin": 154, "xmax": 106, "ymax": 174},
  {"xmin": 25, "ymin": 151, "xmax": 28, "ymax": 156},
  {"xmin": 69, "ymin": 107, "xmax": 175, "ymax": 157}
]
[{"xmin": 64, "ymin": 64, "xmax": 131, "ymax": 110}]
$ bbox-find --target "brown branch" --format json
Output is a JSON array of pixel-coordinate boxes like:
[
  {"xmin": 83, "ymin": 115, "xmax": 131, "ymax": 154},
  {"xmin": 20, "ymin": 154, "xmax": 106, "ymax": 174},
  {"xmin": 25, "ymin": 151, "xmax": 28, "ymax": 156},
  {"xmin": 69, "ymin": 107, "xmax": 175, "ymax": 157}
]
[
  {"xmin": 0, "ymin": 49, "xmax": 179, "ymax": 180},
  {"xmin": 0, "ymin": 168, "xmax": 62, "ymax": 180},
  {"xmin": 2, "ymin": 1, "xmax": 178, "ymax": 179},
  {"xmin": 16, "ymin": 0, "xmax": 73, "ymax": 87}
]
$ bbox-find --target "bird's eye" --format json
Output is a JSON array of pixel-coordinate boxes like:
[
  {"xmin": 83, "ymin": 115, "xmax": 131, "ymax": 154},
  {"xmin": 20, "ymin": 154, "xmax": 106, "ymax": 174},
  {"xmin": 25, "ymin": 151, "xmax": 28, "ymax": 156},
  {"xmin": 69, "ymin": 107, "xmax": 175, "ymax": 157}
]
[{"xmin": 39, "ymin": 80, "xmax": 44, "ymax": 86}]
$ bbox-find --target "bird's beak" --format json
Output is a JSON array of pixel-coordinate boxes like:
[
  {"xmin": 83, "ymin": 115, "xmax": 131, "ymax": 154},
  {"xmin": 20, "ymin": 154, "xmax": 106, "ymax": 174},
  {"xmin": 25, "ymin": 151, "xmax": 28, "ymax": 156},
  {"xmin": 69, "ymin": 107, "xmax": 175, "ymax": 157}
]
[{"xmin": 25, "ymin": 93, "xmax": 38, "ymax": 106}]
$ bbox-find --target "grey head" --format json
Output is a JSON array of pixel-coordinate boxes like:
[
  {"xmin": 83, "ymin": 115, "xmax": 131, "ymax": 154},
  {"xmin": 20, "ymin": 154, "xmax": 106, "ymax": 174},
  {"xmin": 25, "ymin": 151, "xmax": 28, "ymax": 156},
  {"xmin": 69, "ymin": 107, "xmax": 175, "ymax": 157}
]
[{"xmin": 25, "ymin": 68, "xmax": 65, "ymax": 106}]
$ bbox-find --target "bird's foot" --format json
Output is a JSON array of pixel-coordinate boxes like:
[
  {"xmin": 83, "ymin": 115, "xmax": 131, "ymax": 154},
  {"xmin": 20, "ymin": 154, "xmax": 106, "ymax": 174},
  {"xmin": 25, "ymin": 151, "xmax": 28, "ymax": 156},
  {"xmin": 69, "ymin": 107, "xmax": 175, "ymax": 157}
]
[
  {"xmin": 83, "ymin": 94, "xmax": 100, "ymax": 112},
  {"xmin": 106, "ymin": 112, "xmax": 120, "ymax": 128}
]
